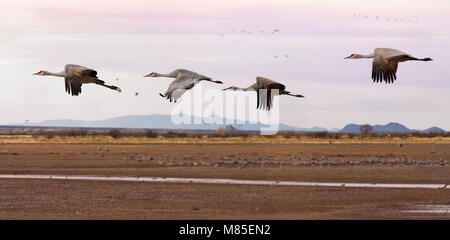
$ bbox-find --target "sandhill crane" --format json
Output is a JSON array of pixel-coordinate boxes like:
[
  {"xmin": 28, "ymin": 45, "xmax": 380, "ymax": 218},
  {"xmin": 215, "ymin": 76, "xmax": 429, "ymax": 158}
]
[
  {"xmin": 144, "ymin": 69, "xmax": 223, "ymax": 102},
  {"xmin": 345, "ymin": 48, "xmax": 432, "ymax": 83},
  {"xmin": 223, "ymin": 76, "xmax": 304, "ymax": 111},
  {"xmin": 33, "ymin": 64, "xmax": 121, "ymax": 96}
]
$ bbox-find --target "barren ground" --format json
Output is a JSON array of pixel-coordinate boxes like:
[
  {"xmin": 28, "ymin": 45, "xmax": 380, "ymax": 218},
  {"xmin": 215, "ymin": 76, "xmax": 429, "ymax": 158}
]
[{"xmin": 0, "ymin": 142, "xmax": 449, "ymax": 219}]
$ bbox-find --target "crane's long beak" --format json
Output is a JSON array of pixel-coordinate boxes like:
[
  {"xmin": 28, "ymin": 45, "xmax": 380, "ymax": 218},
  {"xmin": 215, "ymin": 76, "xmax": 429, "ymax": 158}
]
[
  {"xmin": 32, "ymin": 72, "xmax": 40, "ymax": 75},
  {"xmin": 143, "ymin": 74, "xmax": 151, "ymax": 77}
]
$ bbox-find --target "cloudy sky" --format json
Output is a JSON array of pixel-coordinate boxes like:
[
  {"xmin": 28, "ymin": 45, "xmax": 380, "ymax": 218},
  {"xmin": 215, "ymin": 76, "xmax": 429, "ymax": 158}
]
[{"xmin": 1, "ymin": 0, "xmax": 449, "ymax": 130}]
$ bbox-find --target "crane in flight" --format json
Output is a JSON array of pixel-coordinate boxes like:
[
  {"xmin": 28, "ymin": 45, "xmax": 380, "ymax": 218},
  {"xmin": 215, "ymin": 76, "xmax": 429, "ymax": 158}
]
[
  {"xmin": 223, "ymin": 76, "xmax": 304, "ymax": 111},
  {"xmin": 345, "ymin": 48, "xmax": 432, "ymax": 83},
  {"xmin": 33, "ymin": 64, "xmax": 121, "ymax": 96},
  {"xmin": 144, "ymin": 69, "xmax": 223, "ymax": 102}
]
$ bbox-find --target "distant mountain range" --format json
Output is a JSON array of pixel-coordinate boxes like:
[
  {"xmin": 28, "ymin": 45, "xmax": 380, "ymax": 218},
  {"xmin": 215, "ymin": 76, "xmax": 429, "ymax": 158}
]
[
  {"xmin": 16, "ymin": 115, "xmax": 447, "ymax": 133},
  {"xmin": 340, "ymin": 122, "xmax": 447, "ymax": 134},
  {"xmin": 20, "ymin": 114, "xmax": 328, "ymax": 132}
]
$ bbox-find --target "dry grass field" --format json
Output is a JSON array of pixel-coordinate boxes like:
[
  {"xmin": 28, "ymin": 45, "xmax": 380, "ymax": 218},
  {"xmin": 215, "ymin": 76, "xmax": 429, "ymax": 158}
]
[
  {"xmin": 0, "ymin": 135, "xmax": 449, "ymax": 219},
  {"xmin": 1, "ymin": 134, "xmax": 449, "ymax": 144}
]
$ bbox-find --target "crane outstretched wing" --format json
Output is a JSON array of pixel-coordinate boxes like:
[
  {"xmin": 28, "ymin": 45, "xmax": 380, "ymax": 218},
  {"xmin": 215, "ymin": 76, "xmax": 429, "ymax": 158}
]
[
  {"xmin": 372, "ymin": 55, "xmax": 398, "ymax": 83},
  {"xmin": 256, "ymin": 89, "xmax": 268, "ymax": 110},
  {"xmin": 63, "ymin": 64, "xmax": 88, "ymax": 96},
  {"xmin": 63, "ymin": 64, "xmax": 104, "ymax": 96},
  {"xmin": 63, "ymin": 75, "xmax": 82, "ymax": 96},
  {"xmin": 256, "ymin": 77, "xmax": 285, "ymax": 110},
  {"xmin": 161, "ymin": 75, "xmax": 195, "ymax": 102},
  {"xmin": 257, "ymin": 88, "xmax": 280, "ymax": 111},
  {"xmin": 371, "ymin": 48, "xmax": 414, "ymax": 83}
]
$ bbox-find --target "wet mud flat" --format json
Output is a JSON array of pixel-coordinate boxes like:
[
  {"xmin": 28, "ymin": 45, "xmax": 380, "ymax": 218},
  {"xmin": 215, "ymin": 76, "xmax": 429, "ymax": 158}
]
[{"xmin": 0, "ymin": 143, "xmax": 448, "ymax": 219}]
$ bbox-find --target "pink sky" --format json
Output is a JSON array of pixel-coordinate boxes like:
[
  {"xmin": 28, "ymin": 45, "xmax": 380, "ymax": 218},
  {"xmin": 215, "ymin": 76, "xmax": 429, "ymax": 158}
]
[
  {"xmin": 2, "ymin": 0, "xmax": 449, "ymax": 36},
  {"xmin": 0, "ymin": 0, "xmax": 449, "ymax": 130}
]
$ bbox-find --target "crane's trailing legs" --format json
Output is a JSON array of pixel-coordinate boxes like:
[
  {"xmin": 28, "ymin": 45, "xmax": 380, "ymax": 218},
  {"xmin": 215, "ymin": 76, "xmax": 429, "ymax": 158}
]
[
  {"xmin": 410, "ymin": 57, "xmax": 433, "ymax": 61},
  {"xmin": 94, "ymin": 79, "xmax": 122, "ymax": 92},
  {"xmin": 202, "ymin": 78, "xmax": 223, "ymax": 84},
  {"xmin": 281, "ymin": 90, "xmax": 304, "ymax": 98}
]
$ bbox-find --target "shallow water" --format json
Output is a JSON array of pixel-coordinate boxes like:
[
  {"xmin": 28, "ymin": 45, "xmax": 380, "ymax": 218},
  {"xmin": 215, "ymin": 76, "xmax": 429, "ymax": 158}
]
[
  {"xmin": 0, "ymin": 174, "xmax": 447, "ymax": 189},
  {"xmin": 402, "ymin": 205, "xmax": 450, "ymax": 214}
]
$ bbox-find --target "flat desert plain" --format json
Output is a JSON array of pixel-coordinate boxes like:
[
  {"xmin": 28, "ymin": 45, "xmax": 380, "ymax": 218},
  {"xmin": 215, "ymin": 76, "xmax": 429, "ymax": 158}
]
[{"xmin": 0, "ymin": 137, "xmax": 449, "ymax": 219}]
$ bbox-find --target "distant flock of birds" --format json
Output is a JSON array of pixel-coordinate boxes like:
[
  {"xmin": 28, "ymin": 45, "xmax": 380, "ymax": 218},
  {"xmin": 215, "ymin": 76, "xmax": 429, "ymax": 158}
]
[
  {"xmin": 227, "ymin": 28, "xmax": 281, "ymax": 36},
  {"xmin": 222, "ymin": 28, "xmax": 287, "ymax": 59},
  {"xmin": 118, "ymin": 151, "xmax": 447, "ymax": 168},
  {"xmin": 33, "ymin": 47, "xmax": 432, "ymax": 111},
  {"xmin": 352, "ymin": 14, "xmax": 419, "ymax": 23}
]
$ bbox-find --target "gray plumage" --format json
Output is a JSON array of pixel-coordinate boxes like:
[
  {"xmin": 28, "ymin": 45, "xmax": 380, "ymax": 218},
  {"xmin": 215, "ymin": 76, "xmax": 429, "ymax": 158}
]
[
  {"xmin": 223, "ymin": 76, "xmax": 304, "ymax": 111},
  {"xmin": 345, "ymin": 48, "xmax": 432, "ymax": 84},
  {"xmin": 33, "ymin": 64, "xmax": 121, "ymax": 96},
  {"xmin": 144, "ymin": 69, "xmax": 223, "ymax": 102}
]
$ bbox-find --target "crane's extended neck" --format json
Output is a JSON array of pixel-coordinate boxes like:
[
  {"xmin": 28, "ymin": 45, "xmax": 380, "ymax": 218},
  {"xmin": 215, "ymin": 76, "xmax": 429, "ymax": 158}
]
[
  {"xmin": 355, "ymin": 53, "xmax": 376, "ymax": 59},
  {"xmin": 237, "ymin": 86, "xmax": 255, "ymax": 91},
  {"xmin": 155, "ymin": 72, "xmax": 177, "ymax": 78},
  {"xmin": 43, "ymin": 71, "xmax": 66, "ymax": 77}
]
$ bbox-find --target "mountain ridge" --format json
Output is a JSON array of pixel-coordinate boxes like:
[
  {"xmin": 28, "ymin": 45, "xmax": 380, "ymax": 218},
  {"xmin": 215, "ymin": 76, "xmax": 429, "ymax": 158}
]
[
  {"xmin": 340, "ymin": 122, "xmax": 447, "ymax": 133},
  {"xmin": 18, "ymin": 115, "xmax": 447, "ymax": 133},
  {"xmin": 21, "ymin": 114, "xmax": 324, "ymax": 132}
]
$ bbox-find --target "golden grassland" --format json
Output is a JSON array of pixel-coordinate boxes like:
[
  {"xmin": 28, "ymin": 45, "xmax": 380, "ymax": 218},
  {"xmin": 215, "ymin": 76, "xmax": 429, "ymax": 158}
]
[{"xmin": 1, "ymin": 134, "xmax": 450, "ymax": 144}]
